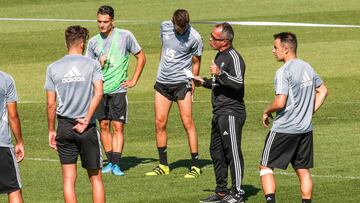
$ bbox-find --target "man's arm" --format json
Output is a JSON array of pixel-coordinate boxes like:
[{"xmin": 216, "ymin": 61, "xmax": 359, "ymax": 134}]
[
  {"xmin": 73, "ymin": 80, "xmax": 103, "ymax": 133},
  {"xmin": 192, "ymin": 55, "xmax": 201, "ymax": 77},
  {"xmin": 46, "ymin": 91, "xmax": 57, "ymax": 150},
  {"xmin": 314, "ymin": 83, "xmax": 328, "ymax": 114},
  {"xmin": 121, "ymin": 50, "xmax": 146, "ymax": 88},
  {"xmin": 191, "ymin": 55, "xmax": 201, "ymax": 94},
  {"xmin": 210, "ymin": 60, "xmax": 244, "ymax": 91},
  {"xmin": 262, "ymin": 94, "xmax": 287, "ymax": 128},
  {"xmin": 7, "ymin": 102, "xmax": 24, "ymax": 162}
]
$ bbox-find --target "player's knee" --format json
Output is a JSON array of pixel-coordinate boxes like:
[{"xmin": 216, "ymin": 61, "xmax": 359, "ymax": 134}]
[
  {"xmin": 99, "ymin": 120, "xmax": 110, "ymax": 130},
  {"xmin": 155, "ymin": 117, "xmax": 167, "ymax": 130},
  {"xmin": 181, "ymin": 117, "xmax": 194, "ymax": 130},
  {"xmin": 259, "ymin": 168, "xmax": 274, "ymax": 176}
]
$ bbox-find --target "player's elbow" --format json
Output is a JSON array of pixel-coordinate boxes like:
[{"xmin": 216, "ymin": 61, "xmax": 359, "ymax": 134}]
[{"xmin": 8, "ymin": 112, "xmax": 19, "ymax": 121}]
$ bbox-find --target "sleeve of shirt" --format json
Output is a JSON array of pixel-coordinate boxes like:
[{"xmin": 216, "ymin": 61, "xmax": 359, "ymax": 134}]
[
  {"xmin": 92, "ymin": 61, "xmax": 103, "ymax": 82},
  {"xmin": 313, "ymin": 70, "xmax": 323, "ymax": 87},
  {"xmin": 217, "ymin": 54, "xmax": 244, "ymax": 91},
  {"xmin": 85, "ymin": 39, "xmax": 96, "ymax": 60},
  {"xmin": 202, "ymin": 77, "xmax": 212, "ymax": 89},
  {"xmin": 274, "ymin": 68, "xmax": 289, "ymax": 95},
  {"xmin": 190, "ymin": 30, "xmax": 203, "ymax": 56},
  {"xmin": 126, "ymin": 32, "xmax": 142, "ymax": 55},
  {"xmin": 159, "ymin": 22, "xmax": 164, "ymax": 42},
  {"xmin": 44, "ymin": 66, "xmax": 56, "ymax": 92},
  {"xmin": 6, "ymin": 76, "xmax": 18, "ymax": 103}
]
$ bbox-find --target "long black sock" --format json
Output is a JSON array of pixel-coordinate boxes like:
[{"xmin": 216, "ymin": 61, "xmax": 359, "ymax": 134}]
[
  {"xmin": 191, "ymin": 152, "xmax": 199, "ymax": 167},
  {"xmin": 265, "ymin": 193, "xmax": 275, "ymax": 203},
  {"xmin": 105, "ymin": 151, "xmax": 113, "ymax": 164},
  {"xmin": 112, "ymin": 152, "xmax": 121, "ymax": 166},
  {"xmin": 302, "ymin": 199, "xmax": 311, "ymax": 203},
  {"xmin": 157, "ymin": 147, "xmax": 168, "ymax": 165}
]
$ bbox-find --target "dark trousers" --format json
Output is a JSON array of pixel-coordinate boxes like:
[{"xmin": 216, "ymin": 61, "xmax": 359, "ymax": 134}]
[{"xmin": 210, "ymin": 114, "xmax": 246, "ymax": 194}]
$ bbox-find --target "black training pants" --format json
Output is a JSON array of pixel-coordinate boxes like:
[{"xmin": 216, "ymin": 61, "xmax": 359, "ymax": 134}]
[{"xmin": 210, "ymin": 114, "xmax": 246, "ymax": 194}]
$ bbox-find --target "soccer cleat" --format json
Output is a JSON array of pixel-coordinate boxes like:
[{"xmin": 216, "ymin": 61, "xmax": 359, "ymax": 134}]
[
  {"xmin": 101, "ymin": 163, "xmax": 113, "ymax": 173},
  {"xmin": 199, "ymin": 193, "xmax": 225, "ymax": 203},
  {"xmin": 111, "ymin": 164, "xmax": 125, "ymax": 176},
  {"xmin": 145, "ymin": 164, "xmax": 170, "ymax": 176},
  {"xmin": 220, "ymin": 191, "xmax": 245, "ymax": 203},
  {"xmin": 184, "ymin": 166, "xmax": 202, "ymax": 178}
]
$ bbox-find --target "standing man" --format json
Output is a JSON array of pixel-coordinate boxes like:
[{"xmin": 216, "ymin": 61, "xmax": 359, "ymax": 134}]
[
  {"xmin": 259, "ymin": 32, "xmax": 328, "ymax": 203},
  {"xmin": 145, "ymin": 9, "xmax": 203, "ymax": 178},
  {"xmin": 45, "ymin": 25, "xmax": 105, "ymax": 203},
  {"xmin": 86, "ymin": 5, "xmax": 146, "ymax": 176},
  {"xmin": 0, "ymin": 71, "xmax": 24, "ymax": 203},
  {"xmin": 196, "ymin": 23, "xmax": 246, "ymax": 203}
]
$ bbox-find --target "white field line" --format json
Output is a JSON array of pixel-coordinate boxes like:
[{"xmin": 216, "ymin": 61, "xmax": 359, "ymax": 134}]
[
  {"xmin": 193, "ymin": 21, "xmax": 360, "ymax": 28},
  {"xmin": 0, "ymin": 18, "xmax": 152, "ymax": 24},
  {"xmin": 25, "ymin": 157, "xmax": 360, "ymax": 180},
  {"xmin": 1, "ymin": 18, "xmax": 360, "ymax": 28},
  {"xmin": 18, "ymin": 100, "xmax": 360, "ymax": 104}
]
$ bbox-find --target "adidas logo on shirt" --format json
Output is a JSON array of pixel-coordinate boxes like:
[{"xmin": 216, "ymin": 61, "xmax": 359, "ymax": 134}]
[
  {"xmin": 62, "ymin": 66, "xmax": 85, "ymax": 83},
  {"xmin": 223, "ymin": 131, "xmax": 229, "ymax": 136},
  {"xmin": 300, "ymin": 71, "xmax": 313, "ymax": 88}
]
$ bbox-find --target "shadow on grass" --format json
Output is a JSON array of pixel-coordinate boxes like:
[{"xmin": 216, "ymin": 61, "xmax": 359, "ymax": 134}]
[
  {"xmin": 169, "ymin": 159, "xmax": 213, "ymax": 170},
  {"xmin": 103, "ymin": 156, "xmax": 158, "ymax": 171},
  {"xmin": 202, "ymin": 184, "xmax": 261, "ymax": 200}
]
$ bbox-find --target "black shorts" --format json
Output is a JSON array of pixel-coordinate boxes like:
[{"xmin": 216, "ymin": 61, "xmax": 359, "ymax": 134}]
[
  {"xmin": 0, "ymin": 147, "xmax": 22, "ymax": 194},
  {"xmin": 96, "ymin": 92, "xmax": 128, "ymax": 123},
  {"xmin": 56, "ymin": 116, "xmax": 102, "ymax": 169},
  {"xmin": 154, "ymin": 82, "xmax": 191, "ymax": 101},
  {"xmin": 260, "ymin": 131, "xmax": 313, "ymax": 170}
]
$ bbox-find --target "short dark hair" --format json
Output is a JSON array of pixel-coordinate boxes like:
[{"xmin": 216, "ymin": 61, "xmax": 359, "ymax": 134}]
[
  {"xmin": 172, "ymin": 9, "xmax": 190, "ymax": 28},
  {"xmin": 273, "ymin": 32, "xmax": 297, "ymax": 53},
  {"xmin": 98, "ymin": 5, "xmax": 114, "ymax": 19},
  {"xmin": 216, "ymin": 22, "xmax": 234, "ymax": 43},
  {"xmin": 65, "ymin": 25, "xmax": 89, "ymax": 48}
]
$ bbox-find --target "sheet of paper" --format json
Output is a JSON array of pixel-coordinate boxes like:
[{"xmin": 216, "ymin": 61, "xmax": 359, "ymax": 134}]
[{"xmin": 184, "ymin": 69, "xmax": 194, "ymax": 79}]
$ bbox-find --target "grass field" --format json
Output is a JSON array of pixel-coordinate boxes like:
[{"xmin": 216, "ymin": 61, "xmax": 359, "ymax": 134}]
[{"xmin": 1, "ymin": 0, "xmax": 360, "ymax": 202}]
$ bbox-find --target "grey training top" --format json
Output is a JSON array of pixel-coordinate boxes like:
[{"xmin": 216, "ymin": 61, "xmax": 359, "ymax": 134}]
[
  {"xmin": 44, "ymin": 54, "xmax": 103, "ymax": 122},
  {"xmin": 0, "ymin": 71, "xmax": 18, "ymax": 147},
  {"xmin": 156, "ymin": 21, "xmax": 203, "ymax": 84},
  {"xmin": 271, "ymin": 59, "xmax": 323, "ymax": 134}
]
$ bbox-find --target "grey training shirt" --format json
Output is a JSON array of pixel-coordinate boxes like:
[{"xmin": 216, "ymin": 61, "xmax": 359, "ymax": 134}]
[
  {"xmin": 44, "ymin": 55, "xmax": 103, "ymax": 122},
  {"xmin": 0, "ymin": 71, "xmax": 18, "ymax": 147},
  {"xmin": 156, "ymin": 21, "xmax": 203, "ymax": 84},
  {"xmin": 271, "ymin": 59, "xmax": 323, "ymax": 134}
]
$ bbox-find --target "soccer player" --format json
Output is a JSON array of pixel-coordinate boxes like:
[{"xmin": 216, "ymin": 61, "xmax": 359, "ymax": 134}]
[
  {"xmin": 0, "ymin": 71, "xmax": 24, "ymax": 203},
  {"xmin": 86, "ymin": 5, "xmax": 146, "ymax": 176},
  {"xmin": 196, "ymin": 23, "xmax": 246, "ymax": 203},
  {"xmin": 45, "ymin": 25, "xmax": 105, "ymax": 203},
  {"xmin": 259, "ymin": 32, "xmax": 328, "ymax": 203},
  {"xmin": 145, "ymin": 9, "xmax": 203, "ymax": 178}
]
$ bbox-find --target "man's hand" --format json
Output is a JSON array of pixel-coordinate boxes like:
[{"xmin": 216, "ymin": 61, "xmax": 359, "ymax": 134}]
[
  {"xmin": 121, "ymin": 79, "xmax": 137, "ymax": 89},
  {"xmin": 193, "ymin": 76, "xmax": 204, "ymax": 86},
  {"xmin": 99, "ymin": 55, "xmax": 107, "ymax": 67},
  {"xmin": 73, "ymin": 118, "xmax": 89, "ymax": 134},
  {"xmin": 15, "ymin": 142, "xmax": 24, "ymax": 162},
  {"xmin": 210, "ymin": 60, "xmax": 221, "ymax": 76},
  {"xmin": 262, "ymin": 112, "xmax": 273, "ymax": 128},
  {"xmin": 48, "ymin": 131, "xmax": 57, "ymax": 150}
]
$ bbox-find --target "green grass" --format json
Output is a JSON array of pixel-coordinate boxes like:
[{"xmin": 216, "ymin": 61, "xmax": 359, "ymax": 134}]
[{"xmin": 1, "ymin": 0, "xmax": 360, "ymax": 202}]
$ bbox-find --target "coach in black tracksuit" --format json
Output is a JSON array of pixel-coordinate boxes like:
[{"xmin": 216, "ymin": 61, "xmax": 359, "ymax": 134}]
[{"xmin": 197, "ymin": 23, "xmax": 246, "ymax": 203}]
